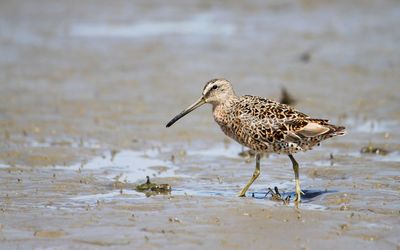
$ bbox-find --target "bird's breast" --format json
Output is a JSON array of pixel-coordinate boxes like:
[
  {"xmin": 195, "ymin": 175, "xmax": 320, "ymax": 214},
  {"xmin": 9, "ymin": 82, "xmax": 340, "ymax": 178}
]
[
  {"xmin": 212, "ymin": 103, "xmax": 244, "ymax": 142},
  {"xmin": 213, "ymin": 105, "xmax": 230, "ymax": 128}
]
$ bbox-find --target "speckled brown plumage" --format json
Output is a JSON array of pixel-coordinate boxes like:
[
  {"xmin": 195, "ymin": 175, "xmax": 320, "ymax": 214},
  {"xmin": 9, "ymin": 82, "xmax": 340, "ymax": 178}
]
[
  {"xmin": 166, "ymin": 78, "xmax": 346, "ymax": 202},
  {"xmin": 213, "ymin": 94, "xmax": 345, "ymax": 154}
]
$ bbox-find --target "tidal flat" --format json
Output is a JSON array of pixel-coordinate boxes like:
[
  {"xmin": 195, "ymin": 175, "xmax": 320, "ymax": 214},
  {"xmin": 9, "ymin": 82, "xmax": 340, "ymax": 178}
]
[{"xmin": 0, "ymin": 0, "xmax": 399, "ymax": 249}]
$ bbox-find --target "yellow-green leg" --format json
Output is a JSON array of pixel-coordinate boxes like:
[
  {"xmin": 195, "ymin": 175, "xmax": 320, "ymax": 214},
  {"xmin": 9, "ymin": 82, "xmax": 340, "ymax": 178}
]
[
  {"xmin": 289, "ymin": 154, "xmax": 304, "ymax": 203},
  {"xmin": 238, "ymin": 153, "xmax": 261, "ymax": 197}
]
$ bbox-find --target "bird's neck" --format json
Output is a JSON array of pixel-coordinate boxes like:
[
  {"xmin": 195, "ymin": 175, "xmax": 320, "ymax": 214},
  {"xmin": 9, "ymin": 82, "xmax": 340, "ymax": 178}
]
[
  {"xmin": 211, "ymin": 94, "xmax": 237, "ymax": 109},
  {"xmin": 212, "ymin": 96, "xmax": 238, "ymax": 123}
]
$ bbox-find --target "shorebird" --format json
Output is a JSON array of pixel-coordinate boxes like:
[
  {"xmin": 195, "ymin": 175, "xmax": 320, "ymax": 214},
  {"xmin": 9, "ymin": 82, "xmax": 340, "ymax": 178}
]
[{"xmin": 166, "ymin": 79, "xmax": 346, "ymax": 202}]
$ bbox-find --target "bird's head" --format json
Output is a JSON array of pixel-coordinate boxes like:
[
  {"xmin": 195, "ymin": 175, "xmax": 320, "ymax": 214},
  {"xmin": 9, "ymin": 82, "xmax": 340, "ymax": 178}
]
[
  {"xmin": 166, "ymin": 78, "xmax": 236, "ymax": 127},
  {"xmin": 201, "ymin": 78, "xmax": 235, "ymax": 105}
]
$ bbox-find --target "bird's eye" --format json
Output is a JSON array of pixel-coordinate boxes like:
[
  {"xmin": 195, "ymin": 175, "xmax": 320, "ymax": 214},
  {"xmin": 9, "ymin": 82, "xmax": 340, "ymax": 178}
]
[{"xmin": 212, "ymin": 85, "xmax": 218, "ymax": 90}]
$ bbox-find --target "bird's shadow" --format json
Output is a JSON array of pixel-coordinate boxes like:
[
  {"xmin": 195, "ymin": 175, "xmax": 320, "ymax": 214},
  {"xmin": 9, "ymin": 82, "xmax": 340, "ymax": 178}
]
[{"xmin": 252, "ymin": 187, "xmax": 336, "ymax": 203}]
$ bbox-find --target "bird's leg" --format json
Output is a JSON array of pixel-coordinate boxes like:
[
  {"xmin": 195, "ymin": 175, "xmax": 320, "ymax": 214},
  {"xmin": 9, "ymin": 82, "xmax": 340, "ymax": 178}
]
[
  {"xmin": 288, "ymin": 154, "xmax": 304, "ymax": 203},
  {"xmin": 238, "ymin": 153, "xmax": 261, "ymax": 197}
]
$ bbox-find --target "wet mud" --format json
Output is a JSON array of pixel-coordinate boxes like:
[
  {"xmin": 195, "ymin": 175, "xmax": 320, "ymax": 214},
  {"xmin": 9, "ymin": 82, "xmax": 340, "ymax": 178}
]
[{"xmin": 1, "ymin": 0, "xmax": 400, "ymax": 249}]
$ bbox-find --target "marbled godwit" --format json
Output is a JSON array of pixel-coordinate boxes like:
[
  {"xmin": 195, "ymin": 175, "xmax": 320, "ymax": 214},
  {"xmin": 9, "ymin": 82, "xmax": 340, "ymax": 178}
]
[{"xmin": 166, "ymin": 79, "xmax": 345, "ymax": 202}]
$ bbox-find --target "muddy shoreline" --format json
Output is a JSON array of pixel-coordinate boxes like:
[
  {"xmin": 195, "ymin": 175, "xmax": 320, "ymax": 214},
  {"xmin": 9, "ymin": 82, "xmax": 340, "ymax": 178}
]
[{"xmin": 1, "ymin": 0, "xmax": 400, "ymax": 249}]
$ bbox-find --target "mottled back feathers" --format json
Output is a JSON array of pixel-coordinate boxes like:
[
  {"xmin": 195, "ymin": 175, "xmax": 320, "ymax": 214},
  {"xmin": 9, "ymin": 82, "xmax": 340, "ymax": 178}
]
[{"xmin": 213, "ymin": 95, "xmax": 345, "ymax": 154}]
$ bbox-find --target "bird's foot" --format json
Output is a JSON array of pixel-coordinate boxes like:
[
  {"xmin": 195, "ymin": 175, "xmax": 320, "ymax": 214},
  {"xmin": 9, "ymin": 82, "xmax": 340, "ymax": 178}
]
[
  {"xmin": 238, "ymin": 191, "xmax": 246, "ymax": 197},
  {"xmin": 294, "ymin": 189, "xmax": 304, "ymax": 203},
  {"xmin": 293, "ymin": 178, "xmax": 304, "ymax": 203}
]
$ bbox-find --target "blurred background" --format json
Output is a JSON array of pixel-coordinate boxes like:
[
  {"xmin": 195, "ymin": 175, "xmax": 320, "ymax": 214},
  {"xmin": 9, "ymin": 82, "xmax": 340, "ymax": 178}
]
[
  {"xmin": 1, "ymin": 1, "xmax": 400, "ymax": 248},
  {"xmin": 1, "ymin": 0, "xmax": 399, "ymax": 163}
]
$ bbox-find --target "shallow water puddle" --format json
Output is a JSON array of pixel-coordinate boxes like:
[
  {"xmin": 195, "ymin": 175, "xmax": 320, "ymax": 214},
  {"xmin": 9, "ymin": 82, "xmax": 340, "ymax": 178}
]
[
  {"xmin": 0, "ymin": 163, "xmax": 11, "ymax": 169},
  {"xmin": 61, "ymin": 149, "xmax": 179, "ymax": 183},
  {"xmin": 54, "ymin": 149, "xmax": 182, "ymax": 203},
  {"xmin": 70, "ymin": 189, "xmax": 146, "ymax": 202},
  {"xmin": 59, "ymin": 145, "xmax": 300, "ymax": 205},
  {"xmin": 50, "ymin": 141, "xmax": 398, "ymax": 213}
]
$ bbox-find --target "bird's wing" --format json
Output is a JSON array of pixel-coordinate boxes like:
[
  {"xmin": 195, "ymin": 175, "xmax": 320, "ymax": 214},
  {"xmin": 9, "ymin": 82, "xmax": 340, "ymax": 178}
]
[
  {"xmin": 284, "ymin": 118, "xmax": 341, "ymax": 140},
  {"xmin": 234, "ymin": 96, "xmax": 307, "ymax": 145},
  {"xmin": 235, "ymin": 96, "xmax": 333, "ymax": 145},
  {"xmin": 282, "ymin": 118, "xmax": 331, "ymax": 143},
  {"xmin": 288, "ymin": 120, "xmax": 329, "ymax": 137}
]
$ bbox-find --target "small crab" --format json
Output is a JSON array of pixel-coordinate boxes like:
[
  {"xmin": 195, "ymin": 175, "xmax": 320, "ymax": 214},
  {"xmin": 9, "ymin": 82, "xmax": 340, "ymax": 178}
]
[
  {"xmin": 266, "ymin": 186, "xmax": 290, "ymax": 205},
  {"xmin": 135, "ymin": 176, "xmax": 171, "ymax": 196}
]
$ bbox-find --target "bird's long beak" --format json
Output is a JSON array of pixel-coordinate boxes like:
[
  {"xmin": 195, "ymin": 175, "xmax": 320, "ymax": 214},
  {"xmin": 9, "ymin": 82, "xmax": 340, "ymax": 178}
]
[{"xmin": 166, "ymin": 97, "xmax": 206, "ymax": 127}]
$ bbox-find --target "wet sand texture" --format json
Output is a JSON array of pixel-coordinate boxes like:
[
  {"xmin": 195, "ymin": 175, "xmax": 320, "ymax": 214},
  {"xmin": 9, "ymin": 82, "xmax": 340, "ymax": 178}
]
[{"xmin": 0, "ymin": 0, "xmax": 400, "ymax": 249}]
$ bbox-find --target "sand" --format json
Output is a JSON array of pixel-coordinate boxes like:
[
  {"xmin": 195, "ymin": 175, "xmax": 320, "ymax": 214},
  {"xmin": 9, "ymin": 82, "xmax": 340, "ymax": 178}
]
[{"xmin": 0, "ymin": 0, "xmax": 399, "ymax": 249}]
